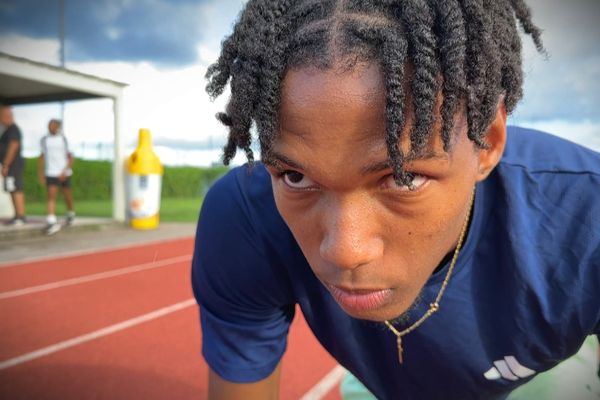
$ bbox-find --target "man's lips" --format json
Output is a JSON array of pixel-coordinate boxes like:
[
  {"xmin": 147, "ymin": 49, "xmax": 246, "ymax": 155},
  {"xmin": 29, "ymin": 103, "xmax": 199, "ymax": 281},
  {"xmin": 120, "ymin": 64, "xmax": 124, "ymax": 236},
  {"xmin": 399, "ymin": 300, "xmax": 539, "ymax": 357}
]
[{"xmin": 325, "ymin": 283, "xmax": 393, "ymax": 313}]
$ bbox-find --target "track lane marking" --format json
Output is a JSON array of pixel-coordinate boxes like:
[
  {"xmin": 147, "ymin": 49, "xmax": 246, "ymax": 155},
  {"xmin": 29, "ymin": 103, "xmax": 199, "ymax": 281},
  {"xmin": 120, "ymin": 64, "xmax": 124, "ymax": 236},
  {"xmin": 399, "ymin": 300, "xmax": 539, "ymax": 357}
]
[
  {"xmin": 300, "ymin": 365, "xmax": 346, "ymax": 400},
  {"xmin": 0, "ymin": 254, "xmax": 191, "ymax": 300},
  {"xmin": 0, "ymin": 298, "xmax": 196, "ymax": 370}
]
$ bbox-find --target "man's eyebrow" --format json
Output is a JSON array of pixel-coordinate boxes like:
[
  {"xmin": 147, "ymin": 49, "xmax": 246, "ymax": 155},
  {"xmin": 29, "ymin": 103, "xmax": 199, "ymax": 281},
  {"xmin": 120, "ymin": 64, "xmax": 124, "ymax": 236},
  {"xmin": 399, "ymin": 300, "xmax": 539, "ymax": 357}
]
[
  {"xmin": 269, "ymin": 149, "xmax": 449, "ymax": 174},
  {"xmin": 270, "ymin": 151, "xmax": 306, "ymax": 171},
  {"xmin": 361, "ymin": 151, "xmax": 450, "ymax": 175}
]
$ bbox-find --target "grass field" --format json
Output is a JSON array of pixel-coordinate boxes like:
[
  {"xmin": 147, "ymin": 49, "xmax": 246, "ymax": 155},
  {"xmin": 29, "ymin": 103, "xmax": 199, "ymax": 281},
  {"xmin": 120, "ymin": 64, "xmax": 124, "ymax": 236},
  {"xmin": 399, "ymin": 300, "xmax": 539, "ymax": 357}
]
[{"xmin": 25, "ymin": 197, "xmax": 203, "ymax": 222}]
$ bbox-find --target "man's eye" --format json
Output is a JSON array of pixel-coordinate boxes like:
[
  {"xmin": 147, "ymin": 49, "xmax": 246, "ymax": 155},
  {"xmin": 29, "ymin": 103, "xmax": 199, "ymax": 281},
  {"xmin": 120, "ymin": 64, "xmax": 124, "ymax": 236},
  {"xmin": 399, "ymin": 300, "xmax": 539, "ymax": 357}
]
[
  {"xmin": 281, "ymin": 171, "xmax": 317, "ymax": 190},
  {"xmin": 382, "ymin": 173, "xmax": 428, "ymax": 192}
]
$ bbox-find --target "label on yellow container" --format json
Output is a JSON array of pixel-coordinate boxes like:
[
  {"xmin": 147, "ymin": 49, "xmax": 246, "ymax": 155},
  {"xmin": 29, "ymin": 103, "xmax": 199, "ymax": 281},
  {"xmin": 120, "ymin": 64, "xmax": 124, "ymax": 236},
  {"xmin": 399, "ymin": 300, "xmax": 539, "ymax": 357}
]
[
  {"xmin": 126, "ymin": 128, "xmax": 163, "ymax": 229},
  {"xmin": 127, "ymin": 174, "xmax": 162, "ymax": 219}
]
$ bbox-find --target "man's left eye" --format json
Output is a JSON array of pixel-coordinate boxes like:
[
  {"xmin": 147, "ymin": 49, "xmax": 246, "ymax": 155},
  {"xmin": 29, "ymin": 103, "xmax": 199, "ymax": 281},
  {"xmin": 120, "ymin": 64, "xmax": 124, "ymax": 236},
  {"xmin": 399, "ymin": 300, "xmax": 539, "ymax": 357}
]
[
  {"xmin": 281, "ymin": 171, "xmax": 318, "ymax": 190},
  {"xmin": 381, "ymin": 173, "xmax": 429, "ymax": 192}
]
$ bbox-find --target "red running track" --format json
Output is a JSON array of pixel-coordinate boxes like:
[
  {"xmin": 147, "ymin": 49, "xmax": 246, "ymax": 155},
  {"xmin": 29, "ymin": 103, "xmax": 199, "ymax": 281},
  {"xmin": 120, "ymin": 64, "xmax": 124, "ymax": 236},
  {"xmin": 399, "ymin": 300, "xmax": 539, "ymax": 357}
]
[{"xmin": 0, "ymin": 237, "xmax": 343, "ymax": 399}]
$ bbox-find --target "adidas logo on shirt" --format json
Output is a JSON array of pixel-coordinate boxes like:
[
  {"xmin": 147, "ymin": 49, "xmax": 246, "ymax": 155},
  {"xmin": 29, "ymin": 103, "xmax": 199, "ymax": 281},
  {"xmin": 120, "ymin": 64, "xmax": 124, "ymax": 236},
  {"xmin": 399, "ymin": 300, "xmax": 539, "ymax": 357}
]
[{"xmin": 484, "ymin": 356, "xmax": 536, "ymax": 381}]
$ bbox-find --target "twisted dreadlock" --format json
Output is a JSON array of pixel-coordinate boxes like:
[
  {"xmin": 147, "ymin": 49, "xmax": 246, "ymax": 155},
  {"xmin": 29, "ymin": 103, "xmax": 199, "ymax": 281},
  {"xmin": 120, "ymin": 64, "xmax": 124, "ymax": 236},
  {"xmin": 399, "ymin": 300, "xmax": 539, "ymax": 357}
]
[{"xmin": 206, "ymin": 0, "xmax": 544, "ymax": 186}]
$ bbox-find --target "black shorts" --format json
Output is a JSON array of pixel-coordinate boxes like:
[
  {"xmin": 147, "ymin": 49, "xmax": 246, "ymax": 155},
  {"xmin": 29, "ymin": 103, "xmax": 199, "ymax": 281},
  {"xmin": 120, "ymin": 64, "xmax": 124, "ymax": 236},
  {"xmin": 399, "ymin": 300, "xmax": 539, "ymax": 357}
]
[
  {"xmin": 3, "ymin": 163, "xmax": 24, "ymax": 193},
  {"xmin": 46, "ymin": 176, "xmax": 72, "ymax": 188}
]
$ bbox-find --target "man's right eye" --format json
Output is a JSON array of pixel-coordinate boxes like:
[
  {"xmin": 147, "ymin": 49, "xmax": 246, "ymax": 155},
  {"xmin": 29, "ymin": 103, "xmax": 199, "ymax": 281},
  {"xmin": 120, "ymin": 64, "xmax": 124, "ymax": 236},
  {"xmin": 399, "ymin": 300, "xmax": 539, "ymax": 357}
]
[{"xmin": 281, "ymin": 170, "xmax": 318, "ymax": 190}]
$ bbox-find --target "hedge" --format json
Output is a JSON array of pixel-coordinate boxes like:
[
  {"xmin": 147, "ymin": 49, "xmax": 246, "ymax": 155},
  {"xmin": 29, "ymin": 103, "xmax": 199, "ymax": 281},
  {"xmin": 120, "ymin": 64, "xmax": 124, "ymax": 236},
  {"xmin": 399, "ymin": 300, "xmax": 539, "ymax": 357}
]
[{"xmin": 22, "ymin": 158, "xmax": 229, "ymax": 202}]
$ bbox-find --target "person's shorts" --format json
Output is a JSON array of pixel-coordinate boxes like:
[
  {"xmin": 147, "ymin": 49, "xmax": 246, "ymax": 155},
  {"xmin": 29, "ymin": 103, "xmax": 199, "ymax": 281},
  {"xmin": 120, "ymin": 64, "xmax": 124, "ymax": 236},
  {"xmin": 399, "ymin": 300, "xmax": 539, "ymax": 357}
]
[
  {"xmin": 46, "ymin": 176, "xmax": 71, "ymax": 188},
  {"xmin": 2, "ymin": 163, "xmax": 24, "ymax": 193}
]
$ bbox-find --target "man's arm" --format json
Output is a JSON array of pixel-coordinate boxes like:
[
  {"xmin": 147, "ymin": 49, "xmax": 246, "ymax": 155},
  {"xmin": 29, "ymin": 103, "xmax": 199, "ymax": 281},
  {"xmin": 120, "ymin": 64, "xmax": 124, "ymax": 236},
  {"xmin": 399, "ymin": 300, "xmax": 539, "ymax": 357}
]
[
  {"xmin": 208, "ymin": 362, "xmax": 282, "ymax": 400},
  {"xmin": 1, "ymin": 140, "xmax": 19, "ymax": 176},
  {"xmin": 59, "ymin": 153, "xmax": 73, "ymax": 181},
  {"xmin": 194, "ymin": 168, "xmax": 295, "ymax": 395},
  {"xmin": 37, "ymin": 154, "xmax": 45, "ymax": 184},
  {"xmin": 61, "ymin": 137, "xmax": 73, "ymax": 180}
]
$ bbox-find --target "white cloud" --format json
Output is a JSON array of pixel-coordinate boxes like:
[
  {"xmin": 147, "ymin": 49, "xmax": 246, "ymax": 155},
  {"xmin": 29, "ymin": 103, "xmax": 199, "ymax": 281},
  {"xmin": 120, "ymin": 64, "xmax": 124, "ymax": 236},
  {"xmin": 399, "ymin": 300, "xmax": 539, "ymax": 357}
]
[
  {"xmin": 68, "ymin": 59, "xmax": 229, "ymax": 142},
  {"xmin": 197, "ymin": 44, "xmax": 219, "ymax": 66},
  {"xmin": 105, "ymin": 27, "xmax": 121, "ymax": 41}
]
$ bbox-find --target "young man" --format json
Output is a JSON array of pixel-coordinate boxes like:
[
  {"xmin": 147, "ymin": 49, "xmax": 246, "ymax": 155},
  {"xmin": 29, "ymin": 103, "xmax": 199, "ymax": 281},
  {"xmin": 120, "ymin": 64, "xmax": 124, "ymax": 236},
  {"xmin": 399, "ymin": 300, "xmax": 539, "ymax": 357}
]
[
  {"xmin": 192, "ymin": 1, "xmax": 600, "ymax": 399},
  {"xmin": 0, "ymin": 105, "xmax": 26, "ymax": 225},
  {"xmin": 37, "ymin": 119, "xmax": 75, "ymax": 235}
]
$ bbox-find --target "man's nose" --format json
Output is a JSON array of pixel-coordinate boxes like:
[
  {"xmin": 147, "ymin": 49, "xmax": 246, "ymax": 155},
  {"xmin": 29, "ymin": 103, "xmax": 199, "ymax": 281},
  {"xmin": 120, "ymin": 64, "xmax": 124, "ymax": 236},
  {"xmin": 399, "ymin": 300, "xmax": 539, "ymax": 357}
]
[{"xmin": 319, "ymin": 197, "xmax": 383, "ymax": 271}]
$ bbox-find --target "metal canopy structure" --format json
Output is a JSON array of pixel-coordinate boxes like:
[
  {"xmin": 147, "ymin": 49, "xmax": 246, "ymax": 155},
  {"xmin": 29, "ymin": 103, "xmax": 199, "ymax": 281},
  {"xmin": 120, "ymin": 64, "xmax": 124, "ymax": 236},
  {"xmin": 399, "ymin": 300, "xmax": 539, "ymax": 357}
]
[{"xmin": 0, "ymin": 51, "xmax": 128, "ymax": 221}]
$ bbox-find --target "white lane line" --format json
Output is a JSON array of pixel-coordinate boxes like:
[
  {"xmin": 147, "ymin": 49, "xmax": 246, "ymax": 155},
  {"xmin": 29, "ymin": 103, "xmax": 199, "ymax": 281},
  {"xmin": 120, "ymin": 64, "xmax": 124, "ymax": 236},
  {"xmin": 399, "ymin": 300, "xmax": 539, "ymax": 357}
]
[
  {"xmin": 0, "ymin": 254, "xmax": 191, "ymax": 300},
  {"xmin": 300, "ymin": 365, "xmax": 346, "ymax": 400},
  {"xmin": 0, "ymin": 298, "xmax": 197, "ymax": 370}
]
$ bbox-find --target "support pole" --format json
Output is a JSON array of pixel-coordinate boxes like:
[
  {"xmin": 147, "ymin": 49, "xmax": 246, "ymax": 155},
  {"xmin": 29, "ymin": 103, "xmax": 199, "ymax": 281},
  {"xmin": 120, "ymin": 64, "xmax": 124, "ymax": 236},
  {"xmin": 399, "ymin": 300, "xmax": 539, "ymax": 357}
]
[{"xmin": 112, "ymin": 94, "xmax": 126, "ymax": 222}]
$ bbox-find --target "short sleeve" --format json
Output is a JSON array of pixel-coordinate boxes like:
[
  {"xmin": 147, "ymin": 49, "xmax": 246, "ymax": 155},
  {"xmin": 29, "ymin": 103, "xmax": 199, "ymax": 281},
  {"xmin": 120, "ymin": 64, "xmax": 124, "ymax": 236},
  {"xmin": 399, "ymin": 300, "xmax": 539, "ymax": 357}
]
[
  {"xmin": 6, "ymin": 125, "xmax": 20, "ymax": 141},
  {"xmin": 191, "ymin": 167, "xmax": 296, "ymax": 383},
  {"xmin": 63, "ymin": 136, "xmax": 70, "ymax": 154}
]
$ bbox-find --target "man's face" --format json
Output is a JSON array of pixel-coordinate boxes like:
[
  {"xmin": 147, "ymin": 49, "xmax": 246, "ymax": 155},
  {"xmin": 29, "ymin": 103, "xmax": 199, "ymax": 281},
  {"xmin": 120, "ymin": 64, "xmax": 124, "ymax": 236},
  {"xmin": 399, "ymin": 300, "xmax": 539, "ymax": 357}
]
[
  {"xmin": 266, "ymin": 62, "xmax": 489, "ymax": 321},
  {"xmin": 49, "ymin": 121, "xmax": 60, "ymax": 135},
  {"xmin": 0, "ymin": 107, "xmax": 13, "ymax": 127}
]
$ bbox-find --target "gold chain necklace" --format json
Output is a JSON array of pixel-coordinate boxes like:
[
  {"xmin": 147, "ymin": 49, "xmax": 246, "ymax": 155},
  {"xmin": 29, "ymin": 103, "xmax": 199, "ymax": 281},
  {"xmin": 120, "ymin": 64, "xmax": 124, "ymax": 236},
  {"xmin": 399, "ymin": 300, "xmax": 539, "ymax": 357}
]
[{"xmin": 384, "ymin": 187, "xmax": 475, "ymax": 364}]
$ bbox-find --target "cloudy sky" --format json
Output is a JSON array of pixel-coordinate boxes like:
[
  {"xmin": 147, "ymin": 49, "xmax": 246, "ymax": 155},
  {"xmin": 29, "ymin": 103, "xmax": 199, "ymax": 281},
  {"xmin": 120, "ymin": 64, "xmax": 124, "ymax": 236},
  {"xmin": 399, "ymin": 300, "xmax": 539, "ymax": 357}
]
[{"xmin": 0, "ymin": 0, "xmax": 599, "ymax": 164}]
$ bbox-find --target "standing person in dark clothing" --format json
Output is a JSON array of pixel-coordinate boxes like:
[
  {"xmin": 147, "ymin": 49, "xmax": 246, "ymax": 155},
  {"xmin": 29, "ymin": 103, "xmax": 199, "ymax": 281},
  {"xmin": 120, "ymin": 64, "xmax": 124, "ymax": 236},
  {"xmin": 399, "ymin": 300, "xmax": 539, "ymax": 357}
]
[{"xmin": 0, "ymin": 105, "xmax": 26, "ymax": 225}]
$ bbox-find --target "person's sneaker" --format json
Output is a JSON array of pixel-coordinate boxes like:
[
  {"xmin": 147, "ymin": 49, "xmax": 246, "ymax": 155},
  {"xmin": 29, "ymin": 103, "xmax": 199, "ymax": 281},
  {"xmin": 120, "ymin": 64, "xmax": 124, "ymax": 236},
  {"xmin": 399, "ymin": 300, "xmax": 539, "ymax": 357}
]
[
  {"xmin": 5, "ymin": 216, "xmax": 25, "ymax": 226},
  {"xmin": 44, "ymin": 223, "xmax": 61, "ymax": 235},
  {"xmin": 66, "ymin": 211, "xmax": 75, "ymax": 226}
]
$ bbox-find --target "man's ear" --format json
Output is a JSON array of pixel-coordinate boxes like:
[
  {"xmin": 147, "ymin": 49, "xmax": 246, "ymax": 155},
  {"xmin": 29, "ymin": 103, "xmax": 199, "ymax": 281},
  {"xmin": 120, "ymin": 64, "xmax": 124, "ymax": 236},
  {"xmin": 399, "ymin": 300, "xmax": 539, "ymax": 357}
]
[{"xmin": 476, "ymin": 103, "xmax": 507, "ymax": 182}]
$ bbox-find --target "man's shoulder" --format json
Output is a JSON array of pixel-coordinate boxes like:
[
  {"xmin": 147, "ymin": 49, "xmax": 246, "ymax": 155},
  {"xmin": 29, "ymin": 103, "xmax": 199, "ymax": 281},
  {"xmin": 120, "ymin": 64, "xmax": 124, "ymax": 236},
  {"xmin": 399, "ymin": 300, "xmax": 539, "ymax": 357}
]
[
  {"xmin": 194, "ymin": 163, "xmax": 297, "ymax": 316},
  {"xmin": 46, "ymin": 134, "xmax": 69, "ymax": 148},
  {"xmin": 3, "ymin": 124, "xmax": 21, "ymax": 139},
  {"xmin": 497, "ymin": 126, "xmax": 600, "ymax": 230},
  {"xmin": 497, "ymin": 127, "xmax": 600, "ymax": 221},
  {"xmin": 201, "ymin": 162, "xmax": 291, "ymax": 251},
  {"xmin": 486, "ymin": 127, "xmax": 600, "ymax": 305},
  {"xmin": 205, "ymin": 163, "xmax": 277, "ymax": 219},
  {"xmin": 209, "ymin": 162, "xmax": 271, "ymax": 193},
  {"xmin": 502, "ymin": 126, "xmax": 600, "ymax": 176}
]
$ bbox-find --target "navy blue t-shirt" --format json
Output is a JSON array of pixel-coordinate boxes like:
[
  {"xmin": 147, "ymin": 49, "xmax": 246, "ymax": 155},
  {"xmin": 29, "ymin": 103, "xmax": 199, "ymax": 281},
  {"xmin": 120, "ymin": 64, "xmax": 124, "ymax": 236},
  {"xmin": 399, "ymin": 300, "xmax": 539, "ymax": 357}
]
[{"xmin": 192, "ymin": 127, "xmax": 600, "ymax": 399}]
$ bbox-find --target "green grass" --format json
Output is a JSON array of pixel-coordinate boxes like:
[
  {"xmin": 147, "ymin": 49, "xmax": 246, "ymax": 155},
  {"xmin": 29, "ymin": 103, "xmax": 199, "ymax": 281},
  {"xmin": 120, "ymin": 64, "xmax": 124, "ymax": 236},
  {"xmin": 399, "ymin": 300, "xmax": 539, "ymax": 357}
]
[
  {"xmin": 159, "ymin": 197, "xmax": 203, "ymax": 222},
  {"xmin": 26, "ymin": 197, "xmax": 203, "ymax": 222}
]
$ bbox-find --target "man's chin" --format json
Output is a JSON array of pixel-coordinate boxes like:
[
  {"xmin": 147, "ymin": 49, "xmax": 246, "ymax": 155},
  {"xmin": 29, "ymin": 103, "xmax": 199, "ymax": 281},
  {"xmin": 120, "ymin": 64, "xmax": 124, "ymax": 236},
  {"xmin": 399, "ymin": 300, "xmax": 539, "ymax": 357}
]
[
  {"xmin": 337, "ymin": 292, "xmax": 423, "ymax": 323},
  {"xmin": 386, "ymin": 293, "xmax": 423, "ymax": 325}
]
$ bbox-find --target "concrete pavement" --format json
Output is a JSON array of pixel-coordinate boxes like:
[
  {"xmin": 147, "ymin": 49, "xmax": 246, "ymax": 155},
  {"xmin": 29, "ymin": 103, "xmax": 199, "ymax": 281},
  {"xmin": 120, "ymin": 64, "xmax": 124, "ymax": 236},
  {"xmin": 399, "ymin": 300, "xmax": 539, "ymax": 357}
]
[{"xmin": 0, "ymin": 217, "xmax": 196, "ymax": 265}]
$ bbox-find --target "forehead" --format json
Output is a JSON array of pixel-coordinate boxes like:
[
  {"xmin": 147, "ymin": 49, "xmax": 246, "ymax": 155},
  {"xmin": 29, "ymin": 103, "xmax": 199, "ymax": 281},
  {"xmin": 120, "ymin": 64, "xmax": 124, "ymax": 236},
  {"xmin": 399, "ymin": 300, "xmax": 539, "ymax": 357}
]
[
  {"xmin": 281, "ymin": 62, "xmax": 385, "ymax": 108},
  {"xmin": 278, "ymin": 62, "xmax": 451, "ymax": 159},
  {"xmin": 279, "ymin": 62, "xmax": 386, "ymax": 144},
  {"xmin": 280, "ymin": 63, "xmax": 385, "ymax": 118}
]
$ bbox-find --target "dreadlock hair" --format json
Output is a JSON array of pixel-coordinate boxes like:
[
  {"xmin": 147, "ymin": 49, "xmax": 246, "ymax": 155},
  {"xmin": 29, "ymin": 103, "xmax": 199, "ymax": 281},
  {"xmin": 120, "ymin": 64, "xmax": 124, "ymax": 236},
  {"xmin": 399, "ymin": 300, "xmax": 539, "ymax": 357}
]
[{"xmin": 206, "ymin": 0, "xmax": 544, "ymax": 186}]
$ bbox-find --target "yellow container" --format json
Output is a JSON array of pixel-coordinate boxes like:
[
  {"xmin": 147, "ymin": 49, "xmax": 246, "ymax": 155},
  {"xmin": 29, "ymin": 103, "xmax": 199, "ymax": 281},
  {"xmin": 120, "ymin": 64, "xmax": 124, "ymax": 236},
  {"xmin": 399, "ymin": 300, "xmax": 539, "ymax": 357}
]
[{"xmin": 127, "ymin": 129, "xmax": 164, "ymax": 229}]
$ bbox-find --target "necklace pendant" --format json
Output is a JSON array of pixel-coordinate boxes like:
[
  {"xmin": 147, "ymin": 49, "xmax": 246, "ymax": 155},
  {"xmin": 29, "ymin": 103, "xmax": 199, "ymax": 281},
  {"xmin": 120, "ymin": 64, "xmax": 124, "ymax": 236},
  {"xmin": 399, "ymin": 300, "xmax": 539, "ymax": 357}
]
[{"xmin": 396, "ymin": 336, "xmax": 404, "ymax": 364}]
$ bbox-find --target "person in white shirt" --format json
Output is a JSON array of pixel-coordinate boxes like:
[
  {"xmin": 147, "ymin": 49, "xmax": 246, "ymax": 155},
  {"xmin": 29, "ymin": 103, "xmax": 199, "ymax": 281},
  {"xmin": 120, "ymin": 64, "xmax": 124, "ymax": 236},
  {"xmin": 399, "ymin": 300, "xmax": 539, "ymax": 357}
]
[{"xmin": 37, "ymin": 119, "xmax": 75, "ymax": 235}]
